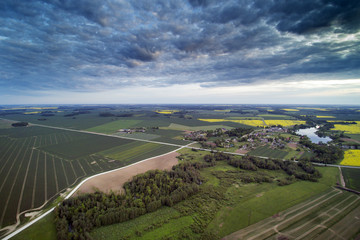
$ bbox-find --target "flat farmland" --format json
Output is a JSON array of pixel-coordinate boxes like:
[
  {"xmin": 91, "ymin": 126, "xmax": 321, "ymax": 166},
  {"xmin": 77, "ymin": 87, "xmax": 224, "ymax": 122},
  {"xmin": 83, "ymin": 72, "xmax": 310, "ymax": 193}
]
[
  {"xmin": 0, "ymin": 125, "xmax": 177, "ymax": 232},
  {"xmin": 248, "ymin": 145, "xmax": 288, "ymax": 159},
  {"xmin": 223, "ymin": 188, "xmax": 360, "ymax": 240},
  {"xmin": 342, "ymin": 168, "xmax": 360, "ymax": 191}
]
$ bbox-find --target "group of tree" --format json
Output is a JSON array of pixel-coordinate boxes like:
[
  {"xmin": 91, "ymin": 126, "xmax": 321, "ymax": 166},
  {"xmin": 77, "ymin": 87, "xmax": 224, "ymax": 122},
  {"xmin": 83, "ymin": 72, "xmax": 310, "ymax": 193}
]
[
  {"xmin": 11, "ymin": 121, "xmax": 28, "ymax": 127},
  {"xmin": 55, "ymin": 162, "xmax": 210, "ymax": 240},
  {"xmin": 299, "ymin": 137, "xmax": 343, "ymax": 164},
  {"xmin": 204, "ymin": 153, "xmax": 322, "ymax": 183}
]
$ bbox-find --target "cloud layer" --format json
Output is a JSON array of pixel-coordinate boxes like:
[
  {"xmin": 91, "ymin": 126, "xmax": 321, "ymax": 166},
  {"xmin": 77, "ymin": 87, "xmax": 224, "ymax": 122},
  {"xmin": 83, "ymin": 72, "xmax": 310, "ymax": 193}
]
[{"xmin": 0, "ymin": 0, "xmax": 359, "ymax": 95}]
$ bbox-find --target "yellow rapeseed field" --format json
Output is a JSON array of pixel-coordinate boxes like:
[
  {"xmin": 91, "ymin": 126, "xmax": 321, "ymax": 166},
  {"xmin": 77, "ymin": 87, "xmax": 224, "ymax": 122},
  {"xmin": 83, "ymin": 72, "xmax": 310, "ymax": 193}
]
[
  {"xmin": 331, "ymin": 121, "xmax": 360, "ymax": 134},
  {"xmin": 281, "ymin": 109, "xmax": 299, "ymax": 112},
  {"xmin": 340, "ymin": 150, "xmax": 360, "ymax": 166},
  {"xmin": 155, "ymin": 110, "xmax": 179, "ymax": 114},
  {"xmin": 265, "ymin": 120, "xmax": 306, "ymax": 127},
  {"xmin": 214, "ymin": 110, "xmax": 231, "ymax": 112},
  {"xmin": 316, "ymin": 116, "xmax": 336, "ymax": 118},
  {"xmin": 198, "ymin": 119, "xmax": 265, "ymax": 127},
  {"xmin": 296, "ymin": 107, "xmax": 329, "ymax": 111},
  {"xmin": 24, "ymin": 111, "xmax": 41, "ymax": 114}
]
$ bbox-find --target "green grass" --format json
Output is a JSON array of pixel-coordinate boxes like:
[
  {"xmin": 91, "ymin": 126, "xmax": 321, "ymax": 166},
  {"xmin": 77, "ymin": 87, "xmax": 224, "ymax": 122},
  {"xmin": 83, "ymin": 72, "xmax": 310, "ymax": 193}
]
[
  {"xmin": 10, "ymin": 212, "xmax": 56, "ymax": 240},
  {"xmin": 90, "ymin": 207, "xmax": 183, "ymax": 240},
  {"xmin": 207, "ymin": 166, "xmax": 338, "ymax": 238},
  {"xmin": 342, "ymin": 168, "xmax": 360, "ymax": 191},
  {"xmin": 248, "ymin": 145, "xmax": 288, "ymax": 159},
  {"xmin": 86, "ymin": 119, "xmax": 142, "ymax": 134}
]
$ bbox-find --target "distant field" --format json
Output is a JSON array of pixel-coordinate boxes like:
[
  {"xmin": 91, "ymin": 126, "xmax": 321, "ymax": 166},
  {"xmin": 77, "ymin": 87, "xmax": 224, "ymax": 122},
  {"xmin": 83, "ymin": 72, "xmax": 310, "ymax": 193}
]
[
  {"xmin": 264, "ymin": 120, "xmax": 306, "ymax": 127},
  {"xmin": 331, "ymin": 121, "xmax": 360, "ymax": 134},
  {"xmin": 86, "ymin": 119, "xmax": 142, "ymax": 134},
  {"xmin": 198, "ymin": 118, "xmax": 264, "ymax": 127},
  {"xmin": 257, "ymin": 114, "xmax": 294, "ymax": 119},
  {"xmin": 162, "ymin": 123, "xmax": 233, "ymax": 131},
  {"xmin": 248, "ymin": 145, "xmax": 288, "ymax": 159},
  {"xmin": 342, "ymin": 168, "xmax": 360, "ymax": 192},
  {"xmin": 281, "ymin": 109, "xmax": 299, "ymax": 112}
]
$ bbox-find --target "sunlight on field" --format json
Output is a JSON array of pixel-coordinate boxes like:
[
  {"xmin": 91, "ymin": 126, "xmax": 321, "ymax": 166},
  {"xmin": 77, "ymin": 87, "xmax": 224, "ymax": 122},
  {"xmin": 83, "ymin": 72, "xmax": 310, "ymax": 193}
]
[
  {"xmin": 267, "ymin": 110, "xmax": 275, "ymax": 112},
  {"xmin": 331, "ymin": 121, "xmax": 360, "ymax": 134},
  {"xmin": 2, "ymin": 107, "xmax": 58, "ymax": 110},
  {"xmin": 214, "ymin": 109, "xmax": 231, "ymax": 112},
  {"xmin": 296, "ymin": 107, "xmax": 329, "ymax": 111},
  {"xmin": 155, "ymin": 110, "xmax": 179, "ymax": 114},
  {"xmin": 264, "ymin": 120, "xmax": 306, "ymax": 127},
  {"xmin": 198, "ymin": 118, "xmax": 265, "ymax": 127},
  {"xmin": 24, "ymin": 111, "xmax": 41, "ymax": 114},
  {"xmin": 281, "ymin": 108, "xmax": 299, "ymax": 111},
  {"xmin": 340, "ymin": 150, "xmax": 360, "ymax": 166},
  {"xmin": 316, "ymin": 115, "xmax": 336, "ymax": 118}
]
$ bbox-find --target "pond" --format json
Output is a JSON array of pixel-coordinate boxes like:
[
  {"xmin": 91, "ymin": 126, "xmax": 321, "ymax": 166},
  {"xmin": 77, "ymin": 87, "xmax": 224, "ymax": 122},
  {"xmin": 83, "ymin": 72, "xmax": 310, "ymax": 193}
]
[{"xmin": 296, "ymin": 127, "xmax": 332, "ymax": 144}]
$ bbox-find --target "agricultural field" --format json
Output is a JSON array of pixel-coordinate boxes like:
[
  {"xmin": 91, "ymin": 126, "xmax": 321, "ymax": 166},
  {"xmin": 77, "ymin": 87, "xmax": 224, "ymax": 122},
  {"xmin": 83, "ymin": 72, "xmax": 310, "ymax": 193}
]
[
  {"xmin": 86, "ymin": 119, "xmax": 142, "ymax": 134},
  {"xmin": 264, "ymin": 120, "xmax": 305, "ymax": 127},
  {"xmin": 223, "ymin": 188, "xmax": 360, "ymax": 240},
  {"xmin": 281, "ymin": 109, "xmax": 299, "ymax": 112},
  {"xmin": 0, "ymin": 123, "xmax": 177, "ymax": 234},
  {"xmin": 331, "ymin": 121, "xmax": 360, "ymax": 134},
  {"xmin": 340, "ymin": 149, "xmax": 360, "ymax": 166},
  {"xmin": 342, "ymin": 168, "xmax": 360, "ymax": 192},
  {"xmin": 198, "ymin": 118, "xmax": 265, "ymax": 127},
  {"xmin": 86, "ymin": 151, "xmax": 341, "ymax": 240},
  {"xmin": 248, "ymin": 145, "xmax": 288, "ymax": 159}
]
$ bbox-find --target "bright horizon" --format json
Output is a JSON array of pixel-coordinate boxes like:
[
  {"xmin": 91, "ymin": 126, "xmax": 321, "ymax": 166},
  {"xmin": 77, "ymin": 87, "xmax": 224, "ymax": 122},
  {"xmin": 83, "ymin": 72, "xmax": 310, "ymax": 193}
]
[{"xmin": 1, "ymin": 1, "xmax": 359, "ymax": 105}]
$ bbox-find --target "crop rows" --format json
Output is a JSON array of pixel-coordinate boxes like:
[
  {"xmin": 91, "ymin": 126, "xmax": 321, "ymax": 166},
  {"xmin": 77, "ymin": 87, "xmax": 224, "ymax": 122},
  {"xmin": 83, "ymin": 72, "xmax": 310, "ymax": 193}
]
[
  {"xmin": 0, "ymin": 126, "xmax": 175, "ymax": 229},
  {"xmin": 224, "ymin": 189, "xmax": 360, "ymax": 240},
  {"xmin": 248, "ymin": 145, "xmax": 288, "ymax": 159}
]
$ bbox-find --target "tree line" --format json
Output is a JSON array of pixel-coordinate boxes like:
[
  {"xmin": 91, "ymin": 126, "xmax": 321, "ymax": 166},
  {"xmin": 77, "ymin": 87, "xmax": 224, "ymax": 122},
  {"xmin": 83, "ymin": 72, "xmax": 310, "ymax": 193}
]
[
  {"xmin": 55, "ymin": 162, "xmax": 209, "ymax": 240},
  {"xmin": 204, "ymin": 152, "xmax": 322, "ymax": 183}
]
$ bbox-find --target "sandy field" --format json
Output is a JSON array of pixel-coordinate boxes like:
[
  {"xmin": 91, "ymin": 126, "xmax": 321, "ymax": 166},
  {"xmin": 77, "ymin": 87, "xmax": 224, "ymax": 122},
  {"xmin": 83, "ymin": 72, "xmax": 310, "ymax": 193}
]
[{"xmin": 75, "ymin": 152, "xmax": 179, "ymax": 195}]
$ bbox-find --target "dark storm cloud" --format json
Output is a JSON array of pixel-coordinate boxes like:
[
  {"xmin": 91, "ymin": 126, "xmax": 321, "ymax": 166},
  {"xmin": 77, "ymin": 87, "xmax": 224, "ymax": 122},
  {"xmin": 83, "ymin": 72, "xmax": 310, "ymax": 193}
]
[{"xmin": 0, "ymin": 0, "xmax": 359, "ymax": 93}]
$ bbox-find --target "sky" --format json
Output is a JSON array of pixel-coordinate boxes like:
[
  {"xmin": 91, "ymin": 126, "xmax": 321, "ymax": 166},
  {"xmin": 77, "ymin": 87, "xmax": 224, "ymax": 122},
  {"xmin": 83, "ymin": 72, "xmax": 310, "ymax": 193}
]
[{"xmin": 0, "ymin": 0, "xmax": 359, "ymax": 105}]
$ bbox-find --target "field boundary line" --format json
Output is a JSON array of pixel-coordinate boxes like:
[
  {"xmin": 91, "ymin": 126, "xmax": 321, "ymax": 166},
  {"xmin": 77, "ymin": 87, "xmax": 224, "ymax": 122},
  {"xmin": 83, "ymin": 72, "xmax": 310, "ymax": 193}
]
[
  {"xmin": 60, "ymin": 159, "xmax": 69, "ymax": 186},
  {"xmin": 17, "ymin": 137, "xmax": 37, "ymax": 215},
  {"xmin": 31, "ymin": 150, "xmax": 40, "ymax": 209},
  {"xmin": 44, "ymin": 153, "xmax": 47, "ymax": 201},
  {"xmin": 3, "ymin": 143, "xmax": 190, "ymax": 240},
  {"xmin": 52, "ymin": 156, "xmax": 59, "ymax": 193}
]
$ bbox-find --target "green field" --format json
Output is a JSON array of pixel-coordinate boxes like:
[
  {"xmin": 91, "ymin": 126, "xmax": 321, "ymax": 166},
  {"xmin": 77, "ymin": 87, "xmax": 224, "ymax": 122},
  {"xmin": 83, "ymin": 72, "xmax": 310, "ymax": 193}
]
[
  {"xmin": 86, "ymin": 119, "xmax": 142, "ymax": 134},
  {"xmin": 162, "ymin": 123, "xmax": 233, "ymax": 131},
  {"xmin": 11, "ymin": 212, "xmax": 56, "ymax": 240},
  {"xmin": 248, "ymin": 145, "xmax": 289, "ymax": 159},
  {"xmin": 342, "ymin": 168, "xmax": 360, "ymax": 192},
  {"xmin": 88, "ymin": 158, "xmax": 340, "ymax": 240},
  {"xmin": 223, "ymin": 189, "xmax": 360, "ymax": 240},
  {"xmin": 0, "ymin": 125, "xmax": 178, "ymax": 233}
]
